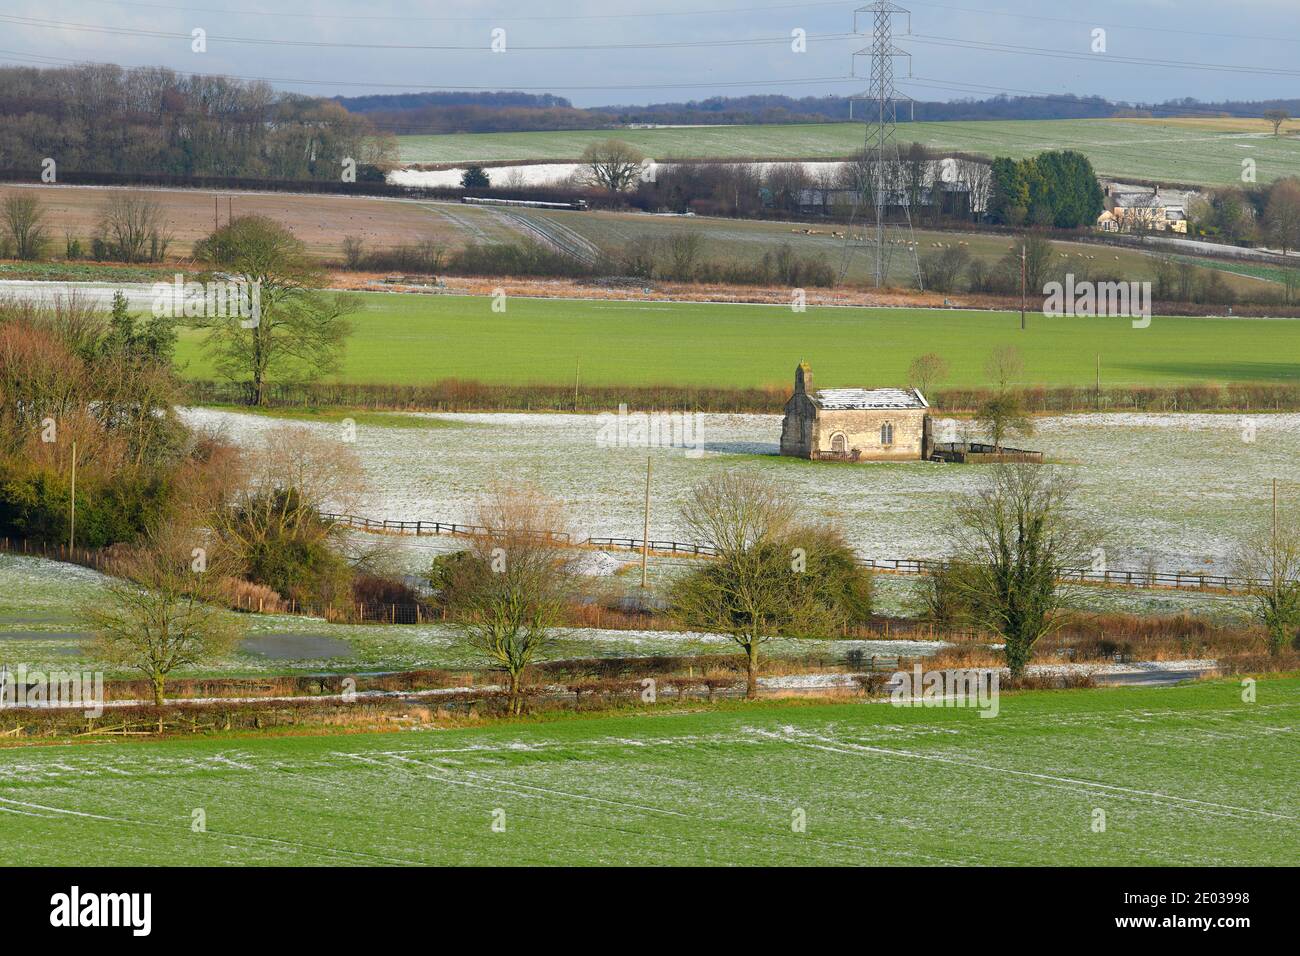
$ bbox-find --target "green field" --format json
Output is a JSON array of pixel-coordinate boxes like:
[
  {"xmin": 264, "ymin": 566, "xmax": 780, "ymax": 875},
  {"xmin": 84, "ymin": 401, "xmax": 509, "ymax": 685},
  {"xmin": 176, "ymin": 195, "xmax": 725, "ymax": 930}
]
[
  {"xmin": 397, "ymin": 118, "xmax": 1300, "ymax": 187},
  {"xmin": 174, "ymin": 294, "xmax": 1300, "ymax": 389},
  {"xmin": 1, "ymin": 678, "xmax": 1294, "ymax": 865}
]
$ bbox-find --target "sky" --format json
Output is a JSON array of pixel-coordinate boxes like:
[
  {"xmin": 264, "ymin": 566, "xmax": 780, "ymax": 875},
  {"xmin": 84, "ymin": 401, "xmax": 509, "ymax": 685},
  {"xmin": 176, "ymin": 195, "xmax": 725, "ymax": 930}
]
[{"xmin": 1, "ymin": 0, "xmax": 1297, "ymax": 108}]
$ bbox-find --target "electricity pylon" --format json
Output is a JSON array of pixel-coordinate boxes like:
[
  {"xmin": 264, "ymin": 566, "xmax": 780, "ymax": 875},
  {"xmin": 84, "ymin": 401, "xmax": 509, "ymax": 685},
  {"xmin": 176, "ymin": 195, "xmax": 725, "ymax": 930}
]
[{"xmin": 840, "ymin": 2, "xmax": 923, "ymax": 291}]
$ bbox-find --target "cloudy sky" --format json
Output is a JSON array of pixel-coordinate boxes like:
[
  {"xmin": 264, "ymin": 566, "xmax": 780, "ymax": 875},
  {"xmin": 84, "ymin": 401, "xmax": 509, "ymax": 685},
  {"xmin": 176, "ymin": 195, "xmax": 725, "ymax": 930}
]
[{"xmin": 1, "ymin": 0, "xmax": 1296, "ymax": 107}]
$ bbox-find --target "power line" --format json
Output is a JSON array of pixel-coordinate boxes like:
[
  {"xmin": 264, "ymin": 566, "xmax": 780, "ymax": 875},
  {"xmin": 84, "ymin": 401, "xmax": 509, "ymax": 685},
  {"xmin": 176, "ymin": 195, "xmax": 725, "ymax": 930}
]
[
  {"xmin": 907, "ymin": 33, "xmax": 1300, "ymax": 79},
  {"xmin": 0, "ymin": 48, "xmax": 854, "ymax": 93},
  {"xmin": 902, "ymin": 0, "xmax": 1300, "ymax": 47},
  {"xmin": 66, "ymin": 0, "xmax": 862, "ymax": 23},
  {"xmin": 0, "ymin": 13, "xmax": 856, "ymax": 52}
]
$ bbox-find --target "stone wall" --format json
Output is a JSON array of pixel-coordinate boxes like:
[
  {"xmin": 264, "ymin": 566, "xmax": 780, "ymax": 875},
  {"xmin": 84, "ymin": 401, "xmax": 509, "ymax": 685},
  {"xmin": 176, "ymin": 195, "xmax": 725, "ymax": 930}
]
[{"xmin": 813, "ymin": 408, "xmax": 927, "ymax": 461}]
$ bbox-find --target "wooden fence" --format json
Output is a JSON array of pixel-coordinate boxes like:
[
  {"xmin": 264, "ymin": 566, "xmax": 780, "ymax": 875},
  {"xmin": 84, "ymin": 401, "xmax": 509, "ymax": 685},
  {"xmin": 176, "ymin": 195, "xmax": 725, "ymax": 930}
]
[{"xmin": 321, "ymin": 510, "xmax": 1264, "ymax": 594}]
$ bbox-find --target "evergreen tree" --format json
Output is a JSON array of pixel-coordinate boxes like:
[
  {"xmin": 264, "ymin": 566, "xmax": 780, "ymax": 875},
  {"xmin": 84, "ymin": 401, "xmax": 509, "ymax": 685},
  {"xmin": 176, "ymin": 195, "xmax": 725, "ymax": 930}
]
[{"xmin": 461, "ymin": 165, "xmax": 491, "ymax": 188}]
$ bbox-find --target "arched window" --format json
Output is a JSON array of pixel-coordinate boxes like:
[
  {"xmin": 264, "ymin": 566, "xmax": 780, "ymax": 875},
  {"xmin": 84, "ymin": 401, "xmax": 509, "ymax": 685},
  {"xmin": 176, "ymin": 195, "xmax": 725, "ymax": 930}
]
[
  {"xmin": 880, "ymin": 421, "xmax": 894, "ymax": 446},
  {"xmin": 830, "ymin": 432, "xmax": 847, "ymax": 456}
]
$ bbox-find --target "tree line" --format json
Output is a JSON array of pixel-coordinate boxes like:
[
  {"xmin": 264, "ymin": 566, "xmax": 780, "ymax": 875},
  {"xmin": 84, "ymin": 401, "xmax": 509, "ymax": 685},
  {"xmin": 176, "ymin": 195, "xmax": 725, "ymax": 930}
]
[
  {"xmin": 336, "ymin": 90, "xmax": 1300, "ymax": 133},
  {"xmin": 0, "ymin": 64, "xmax": 395, "ymax": 180}
]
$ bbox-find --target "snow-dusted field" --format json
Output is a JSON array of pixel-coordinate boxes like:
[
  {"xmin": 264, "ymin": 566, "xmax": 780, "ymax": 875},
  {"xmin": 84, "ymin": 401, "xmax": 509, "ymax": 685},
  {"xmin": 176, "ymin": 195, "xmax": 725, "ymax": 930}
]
[
  {"xmin": 181, "ymin": 407, "xmax": 1300, "ymax": 576},
  {"xmin": 388, "ymin": 160, "xmax": 855, "ymax": 190},
  {"xmin": 3, "ymin": 678, "xmax": 1296, "ymax": 865}
]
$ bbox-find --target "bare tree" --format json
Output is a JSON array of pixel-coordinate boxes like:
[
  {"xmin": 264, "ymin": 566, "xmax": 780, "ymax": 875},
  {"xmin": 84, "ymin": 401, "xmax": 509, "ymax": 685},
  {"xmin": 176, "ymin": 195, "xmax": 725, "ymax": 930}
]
[
  {"xmin": 1264, "ymin": 108, "xmax": 1290, "ymax": 137},
  {"xmin": 952, "ymin": 155, "xmax": 992, "ymax": 221},
  {"xmin": 919, "ymin": 246, "xmax": 970, "ymax": 293},
  {"xmin": 1233, "ymin": 509, "xmax": 1300, "ymax": 655},
  {"xmin": 948, "ymin": 464, "xmax": 1099, "ymax": 677},
  {"xmin": 97, "ymin": 192, "xmax": 172, "ymax": 263},
  {"xmin": 341, "ymin": 235, "xmax": 365, "ymax": 270},
  {"xmin": 672, "ymin": 472, "xmax": 797, "ymax": 698},
  {"xmin": 450, "ymin": 484, "xmax": 577, "ymax": 714},
  {"xmin": 1000, "ymin": 234, "xmax": 1056, "ymax": 292},
  {"xmin": 907, "ymin": 352, "xmax": 950, "ymax": 399},
  {"xmin": 81, "ymin": 529, "xmax": 246, "ymax": 709},
  {"xmin": 579, "ymin": 139, "xmax": 646, "ymax": 193},
  {"xmin": 1, "ymin": 192, "xmax": 49, "ymax": 260},
  {"xmin": 664, "ymin": 230, "xmax": 704, "ymax": 280},
  {"xmin": 1265, "ymin": 178, "xmax": 1300, "ymax": 257},
  {"xmin": 984, "ymin": 344, "xmax": 1024, "ymax": 391},
  {"xmin": 217, "ymin": 424, "xmax": 365, "ymax": 567}
]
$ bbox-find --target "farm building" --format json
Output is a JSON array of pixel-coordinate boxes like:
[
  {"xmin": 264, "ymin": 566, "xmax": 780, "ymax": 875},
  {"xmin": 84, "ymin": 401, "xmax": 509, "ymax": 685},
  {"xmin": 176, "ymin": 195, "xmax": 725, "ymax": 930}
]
[
  {"xmin": 1097, "ymin": 183, "xmax": 1190, "ymax": 234},
  {"xmin": 780, "ymin": 363, "xmax": 933, "ymax": 462}
]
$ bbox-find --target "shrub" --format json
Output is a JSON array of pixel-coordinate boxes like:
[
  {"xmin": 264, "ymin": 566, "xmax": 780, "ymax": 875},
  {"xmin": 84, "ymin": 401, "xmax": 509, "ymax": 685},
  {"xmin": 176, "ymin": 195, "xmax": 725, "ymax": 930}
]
[{"xmin": 242, "ymin": 532, "xmax": 352, "ymax": 606}]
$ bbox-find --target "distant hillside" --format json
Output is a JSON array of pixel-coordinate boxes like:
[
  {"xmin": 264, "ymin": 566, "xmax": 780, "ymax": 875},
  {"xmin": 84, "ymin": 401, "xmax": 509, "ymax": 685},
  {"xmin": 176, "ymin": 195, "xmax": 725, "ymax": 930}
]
[
  {"xmin": 334, "ymin": 91, "xmax": 576, "ymax": 112},
  {"xmin": 338, "ymin": 91, "xmax": 1300, "ymax": 135}
]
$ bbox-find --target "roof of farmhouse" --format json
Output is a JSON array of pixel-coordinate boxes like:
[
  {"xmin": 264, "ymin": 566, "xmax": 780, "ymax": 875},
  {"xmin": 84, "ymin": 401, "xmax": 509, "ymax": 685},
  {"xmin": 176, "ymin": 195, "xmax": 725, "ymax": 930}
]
[{"xmin": 811, "ymin": 387, "xmax": 929, "ymax": 410}]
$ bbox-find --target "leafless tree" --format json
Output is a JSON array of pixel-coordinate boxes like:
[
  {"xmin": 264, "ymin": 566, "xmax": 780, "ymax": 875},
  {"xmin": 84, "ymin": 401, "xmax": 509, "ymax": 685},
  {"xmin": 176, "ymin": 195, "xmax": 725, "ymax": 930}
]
[
  {"xmin": 672, "ymin": 472, "xmax": 799, "ymax": 698},
  {"xmin": 952, "ymin": 155, "xmax": 992, "ymax": 220},
  {"xmin": 947, "ymin": 464, "xmax": 1099, "ymax": 677},
  {"xmin": 217, "ymin": 424, "xmax": 365, "ymax": 557},
  {"xmin": 1, "ymin": 191, "xmax": 49, "ymax": 260},
  {"xmin": 97, "ymin": 192, "xmax": 172, "ymax": 263},
  {"xmin": 81, "ymin": 528, "xmax": 246, "ymax": 709},
  {"xmin": 984, "ymin": 344, "xmax": 1024, "ymax": 391},
  {"xmin": 907, "ymin": 352, "xmax": 950, "ymax": 399},
  {"xmin": 450, "ymin": 484, "xmax": 577, "ymax": 714},
  {"xmin": 1265, "ymin": 178, "xmax": 1300, "ymax": 256},
  {"xmin": 579, "ymin": 139, "xmax": 646, "ymax": 193},
  {"xmin": 1233, "ymin": 508, "xmax": 1300, "ymax": 655},
  {"xmin": 664, "ymin": 230, "xmax": 704, "ymax": 280}
]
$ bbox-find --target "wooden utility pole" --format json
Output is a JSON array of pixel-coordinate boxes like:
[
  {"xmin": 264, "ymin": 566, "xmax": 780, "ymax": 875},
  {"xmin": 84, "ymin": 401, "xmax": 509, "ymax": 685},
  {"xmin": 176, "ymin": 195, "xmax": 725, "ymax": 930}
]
[
  {"xmin": 573, "ymin": 358, "xmax": 580, "ymax": 412},
  {"xmin": 1019, "ymin": 243, "xmax": 1027, "ymax": 330},
  {"xmin": 69, "ymin": 440, "xmax": 77, "ymax": 551},
  {"xmin": 1096, "ymin": 354, "xmax": 1101, "ymax": 409},
  {"xmin": 1273, "ymin": 477, "xmax": 1279, "ymax": 579},
  {"xmin": 640, "ymin": 457, "xmax": 652, "ymax": 589},
  {"xmin": 214, "ymin": 196, "xmax": 219, "ymax": 232}
]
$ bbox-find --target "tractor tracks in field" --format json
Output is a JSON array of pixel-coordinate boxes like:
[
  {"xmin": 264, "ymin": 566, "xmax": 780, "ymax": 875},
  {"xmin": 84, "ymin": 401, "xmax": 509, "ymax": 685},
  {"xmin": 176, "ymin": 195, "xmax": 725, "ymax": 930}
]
[{"xmin": 502, "ymin": 211, "xmax": 601, "ymax": 265}]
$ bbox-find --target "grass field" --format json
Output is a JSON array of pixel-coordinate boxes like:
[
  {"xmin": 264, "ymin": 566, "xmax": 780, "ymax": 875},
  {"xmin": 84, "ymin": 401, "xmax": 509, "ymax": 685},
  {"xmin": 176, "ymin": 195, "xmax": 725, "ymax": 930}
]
[
  {"xmin": 1, "ymin": 678, "xmax": 1294, "ymax": 865},
  {"xmin": 397, "ymin": 117, "xmax": 1300, "ymax": 187},
  {"xmin": 174, "ymin": 294, "xmax": 1300, "ymax": 390}
]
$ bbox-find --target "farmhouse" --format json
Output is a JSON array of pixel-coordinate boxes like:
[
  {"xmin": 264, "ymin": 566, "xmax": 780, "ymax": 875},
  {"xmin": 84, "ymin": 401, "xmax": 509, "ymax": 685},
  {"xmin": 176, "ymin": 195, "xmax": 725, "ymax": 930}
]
[
  {"xmin": 780, "ymin": 363, "xmax": 932, "ymax": 461},
  {"xmin": 1097, "ymin": 183, "xmax": 1189, "ymax": 234}
]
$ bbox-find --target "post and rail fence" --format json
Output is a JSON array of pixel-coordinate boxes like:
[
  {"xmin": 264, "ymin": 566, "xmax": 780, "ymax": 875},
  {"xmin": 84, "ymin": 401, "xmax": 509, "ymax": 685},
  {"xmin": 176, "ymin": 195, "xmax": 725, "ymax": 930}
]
[{"xmin": 315, "ymin": 509, "xmax": 1263, "ymax": 595}]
